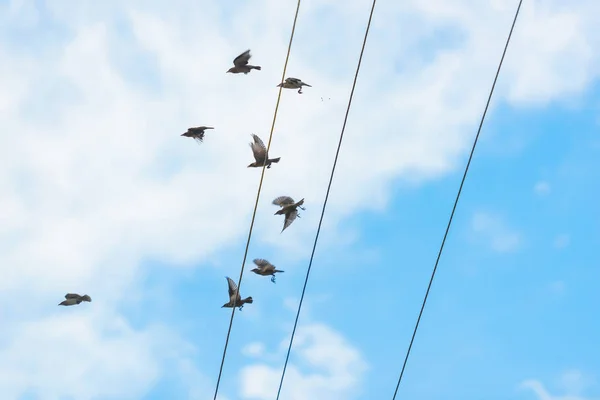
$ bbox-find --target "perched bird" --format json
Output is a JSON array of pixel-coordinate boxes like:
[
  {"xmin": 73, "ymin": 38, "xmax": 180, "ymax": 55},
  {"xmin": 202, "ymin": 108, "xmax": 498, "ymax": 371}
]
[
  {"xmin": 181, "ymin": 126, "xmax": 214, "ymax": 144},
  {"xmin": 273, "ymin": 196, "xmax": 305, "ymax": 232},
  {"xmin": 247, "ymin": 134, "xmax": 281, "ymax": 169},
  {"xmin": 277, "ymin": 77, "xmax": 312, "ymax": 94},
  {"xmin": 222, "ymin": 276, "xmax": 253, "ymax": 311},
  {"xmin": 251, "ymin": 258, "xmax": 284, "ymax": 283},
  {"xmin": 58, "ymin": 293, "xmax": 92, "ymax": 306},
  {"xmin": 227, "ymin": 50, "xmax": 262, "ymax": 74}
]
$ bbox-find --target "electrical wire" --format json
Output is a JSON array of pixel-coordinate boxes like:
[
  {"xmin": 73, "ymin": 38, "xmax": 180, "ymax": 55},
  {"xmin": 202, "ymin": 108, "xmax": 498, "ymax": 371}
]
[
  {"xmin": 211, "ymin": 1, "xmax": 303, "ymax": 398},
  {"xmin": 274, "ymin": 0, "xmax": 379, "ymax": 398},
  {"xmin": 390, "ymin": 0, "xmax": 523, "ymax": 398}
]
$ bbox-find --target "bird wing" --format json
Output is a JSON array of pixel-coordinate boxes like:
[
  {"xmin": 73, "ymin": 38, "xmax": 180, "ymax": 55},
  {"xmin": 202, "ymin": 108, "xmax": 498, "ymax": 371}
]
[
  {"xmin": 65, "ymin": 293, "xmax": 80, "ymax": 299},
  {"xmin": 272, "ymin": 196, "xmax": 295, "ymax": 206},
  {"xmin": 253, "ymin": 258, "xmax": 271, "ymax": 268},
  {"xmin": 286, "ymin": 77, "xmax": 301, "ymax": 85},
  {"xmin": 226, "ymin": 276, "xmax": 238, "ymax": 297},
  {"xmin": 233, "ymin": 50, "xmax": 251, "ymax": 67},
  {"xmin": 250, "ymin": 134, "xmax": 267, "ymax": 161},
  {"xmin": 282, "ymin": 210, "xmax": 298, "ymax": 232},
  {"xmin": 189, "ymin": 126, "xmax": 213, "ymax": 133},
  {"xmin": 188, "ymin": 127, "xmax": 204, "ymax": 134}
]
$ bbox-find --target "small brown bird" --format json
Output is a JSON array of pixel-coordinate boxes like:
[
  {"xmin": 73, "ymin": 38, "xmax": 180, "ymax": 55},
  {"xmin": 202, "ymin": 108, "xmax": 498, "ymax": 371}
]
[
  {"xmin": 227, "ymin": 50, "xmax": 262, "ymax": 74},
  {"xmin": 277, "ymin": 77, "xmax": 312, "ymax": 94},
  {"xmin": 273, "ymin": 196, "xmax": 305, "ymax": 232},
  {"xmin": 248, "ymin": 134, "xmax": 281, "ymax": 168},
  {"xmin": 58, "ymin": 293, "xmax": 92, "ymax": 306},
  {"xmin": 222, "ymin": 276, "xmax": 253, "ymax": 311},
  {"xmin": 181, "ymin": 126, "xmax": 214, "ymax": 144},
  {"xmin": 251, "ymin": 258, "xmax": 284, "ymax": 283}
]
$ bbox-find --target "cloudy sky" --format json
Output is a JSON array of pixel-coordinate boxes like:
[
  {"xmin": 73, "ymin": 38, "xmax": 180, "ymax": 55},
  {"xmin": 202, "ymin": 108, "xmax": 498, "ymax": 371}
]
[{"xmin": 1, "ymin": 0, "xmax": 599, "ymax": 399}]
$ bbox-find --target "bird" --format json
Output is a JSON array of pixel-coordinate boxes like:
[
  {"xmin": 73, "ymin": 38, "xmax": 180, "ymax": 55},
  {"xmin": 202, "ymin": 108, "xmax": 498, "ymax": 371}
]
[
  {"xmin": 222, "ymin": 276, "xmax": 253, "ymax": 311},
  {"xmin": 58, "ymin": 293, "xmax": 92, "ymax": 306},
  {"xmin": 277, "ymin": 77, "xmax": 312, "ymax": 94},
  {"xmin": 227, "ymin": 50, "xmax": 262, "ymax": 74},
  {"xmin": 181, "ymin": 126, "xmax": 214, "ymax": 144},
  {"xmin": 251, "ymin": 258, "xmax": 284, "ymax": 283},
  {"xmin": 273, "ymin": 196, "xmax": 305, "ymax": 232},
  {"xmin": 247, "ymin": 134, "xmax": 281, "ymax": 168}
]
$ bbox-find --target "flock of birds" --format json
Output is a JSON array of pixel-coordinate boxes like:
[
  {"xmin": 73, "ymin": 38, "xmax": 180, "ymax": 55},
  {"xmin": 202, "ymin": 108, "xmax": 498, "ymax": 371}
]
[{"xmin": 58, "ymin": 50, "xmax": 311, "ymax": 312}]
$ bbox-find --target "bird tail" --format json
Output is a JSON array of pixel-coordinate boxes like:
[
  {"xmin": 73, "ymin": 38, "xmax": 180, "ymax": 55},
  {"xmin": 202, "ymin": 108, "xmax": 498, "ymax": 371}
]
[
  {"xmin": 270, "ymin": 157, "xmax": 281, "ymax": 163},
  {"xmin": 244, "ymin": 296, "xmax": 253, "ymax": 304},
  {"xmin": 82, "ymin": 295, "xmax": 91, "ymax": 302},
  {"xmin": 274, "ymin": 269, "xmax": 284, "ymax": 273},
  {"xmin": 251, "ymin": 65, "xmax": 262, "ymax": 70},
  {"xmin": 296, "ymin": 198, "xmax": 305, "ymax": 207},
  {"xmin": 304, "ymin": 83, "xmax": 312, "ymax": 87}
]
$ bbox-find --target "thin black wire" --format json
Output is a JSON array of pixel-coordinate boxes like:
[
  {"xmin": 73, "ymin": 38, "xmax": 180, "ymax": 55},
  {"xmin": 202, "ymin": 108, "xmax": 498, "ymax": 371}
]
[
  {"xmin": 211, "ymin": 1, "xmax": 302, "ymax": 399},
  {"xmin": 274, "ymin": 0, "xmax": 379, "ymax": 398},
  {"xmin": 391, "ymin": 1, "xmax": 523, "ymax": 398}
]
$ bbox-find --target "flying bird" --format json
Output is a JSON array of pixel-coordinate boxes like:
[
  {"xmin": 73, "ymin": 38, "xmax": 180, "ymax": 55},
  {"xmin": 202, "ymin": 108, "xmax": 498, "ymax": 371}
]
[
  {"xmin": 222, "ymin": 276, "xmax": 253, "ymax": 311},
  {"xmin": 227, "ymin": 50, "xmax": 262, "ymax": 74},
  {"xmin": 273, "ymin": 196, "xmax": 305, "ymax": 232},
  {"xmin": 181, "ymin": 126, "xmax": 214, "ymax": 144},
  {"xmin": 58, "ymin": 293, "xmax": 92, "ymax": 306},
  {"xmin": 251, "ymin": 258, "xmax": 284, "ymax": 283},
  {"xmin": 248, "ymin": 134, "xmax": 281, "ymax": 168},
  {"xmin": 277, "ymin": 77, "xmax": 312, "ymax": 94}
]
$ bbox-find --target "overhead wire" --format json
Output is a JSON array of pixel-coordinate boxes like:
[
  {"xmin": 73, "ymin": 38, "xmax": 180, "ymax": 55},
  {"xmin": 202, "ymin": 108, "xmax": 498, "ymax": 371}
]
[
  {"xmin": 390, "ymin": 0, "xmax": 524, "ymax": 398},
  {"xmin": 274, "ymin": 0, "xmax": 379, "ymax": 398},
  {"xmin": 211, "ymin": 1, "xmax": 303, "ymax": 399}
]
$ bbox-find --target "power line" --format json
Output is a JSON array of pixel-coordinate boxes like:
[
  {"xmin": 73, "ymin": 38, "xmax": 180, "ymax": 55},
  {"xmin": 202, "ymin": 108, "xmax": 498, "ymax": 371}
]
[
  {"xmin": 211, "ymin": 1, "xmax": 302, "ymax": 399},
  {"xmin": 390, "ymin": 1, "xmax": 523, "ymax": 398},
  {"xmin": 274, "ymin": 0, "xmax": 379, "ymax": 398}
]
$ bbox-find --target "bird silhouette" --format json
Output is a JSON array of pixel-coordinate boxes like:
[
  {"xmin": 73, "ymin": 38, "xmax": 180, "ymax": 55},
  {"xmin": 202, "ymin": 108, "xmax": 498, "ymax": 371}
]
[
  {"xmin": 251, "ymin": 258, "xmax": 284, "ymax": 283},
  {"xmin": 277, "ymin": 77, "xmax": 312, "ymax": 94},
  {"xmin": 58, "ymin": 293, "xmax": 92, "ymax": 306},
  {"xmin": 222, "ymin": 276, "xmax": 253, "ymax": 310},
  {"xmin": 273, "ymin": 196, "xmax": 305, "ymax": 232},
  {"xmin": 227, "ymin": 50, "xmax": 262, "ymax": 74},
  {"xmin": 181, "ymin": 126, "xmax": 214, "ymax": 144},
  {"xmin": 248, "ymin": 134, "xmax": 281, "ymax": 168}
]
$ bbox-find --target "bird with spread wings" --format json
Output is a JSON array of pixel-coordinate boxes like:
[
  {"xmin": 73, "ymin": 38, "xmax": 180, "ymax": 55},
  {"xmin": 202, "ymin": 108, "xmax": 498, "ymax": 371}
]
[
  {"xmin": 273, "ymin": 196, "xmax": 305, "ymax": 232},
  {"xmin": 221, "ymin": 277, "xmax": 253, "ymax": 310},
  {"xmin": 247, "ymin": 134, "xmax": 281, "ymax": 168},
  {"xmin": 227, "ymin": 50, "xmax": 262, "ymax": 74}
]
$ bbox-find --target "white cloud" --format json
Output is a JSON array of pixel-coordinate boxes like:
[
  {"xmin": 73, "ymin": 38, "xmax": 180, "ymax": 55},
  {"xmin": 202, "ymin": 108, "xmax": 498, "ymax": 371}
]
[
  {"xmin": 239, "ymin": 323, "xmax": 368, "ymax": 400},
  {"xmin": 520, "ymin": 373, "xmax": 598, "ymax": 400},
  {"xmin": 559, "ymin": 370, "xmax": 596, "ymax": 395},
  {"xmin": 1, "ymin": 0, "xmax": 600, "ymax": 397},
  {"xmin": 470, "ymin": 211, "xmax": 523, "ymax": 253},
  {"xmin": 0, "ymin": 308, "xmax": 203, "ymax": 399},
  {"xmin": 243, "ymin": 342, "xmax": 267, "ymax": 358},
  {"xmin": 535, "ymin": 181, "xmax": 551, "ymax": 196}
]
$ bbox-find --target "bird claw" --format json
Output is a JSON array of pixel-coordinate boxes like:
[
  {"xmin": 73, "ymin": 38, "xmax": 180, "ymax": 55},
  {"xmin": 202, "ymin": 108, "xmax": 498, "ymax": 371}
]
[
  {"xmin": 271, "ymin": 276, "xmax": 276, "ymax": 283},
  {"xmin": 238, "ymin": 306, "xmax": 244, "ymax": 311}
]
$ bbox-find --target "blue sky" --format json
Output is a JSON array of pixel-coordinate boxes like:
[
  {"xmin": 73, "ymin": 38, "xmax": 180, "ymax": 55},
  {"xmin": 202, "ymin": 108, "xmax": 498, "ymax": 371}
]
[{"xmin": 1, "ymin": 0, "xmax": 599, "ymax": 399}]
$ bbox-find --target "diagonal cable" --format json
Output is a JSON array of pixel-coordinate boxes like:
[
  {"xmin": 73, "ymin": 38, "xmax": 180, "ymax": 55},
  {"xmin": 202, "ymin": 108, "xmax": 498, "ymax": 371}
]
[
  {"xmin": 391, "ymin": 0, "xmax": 523, "ymax": 398},
  {"xmin": 212, "ymin": 1, "xmax": 302, "ymax": 398},
  {"xmin": 274, "ymin": 0, "xmax": 379, "ymax": 398}
]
